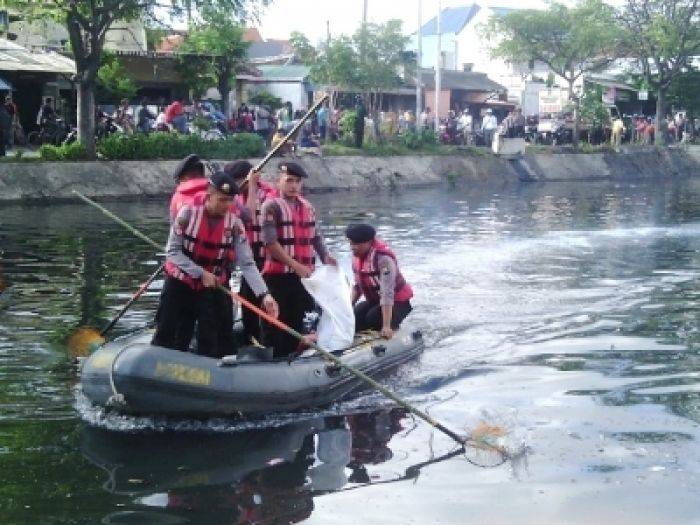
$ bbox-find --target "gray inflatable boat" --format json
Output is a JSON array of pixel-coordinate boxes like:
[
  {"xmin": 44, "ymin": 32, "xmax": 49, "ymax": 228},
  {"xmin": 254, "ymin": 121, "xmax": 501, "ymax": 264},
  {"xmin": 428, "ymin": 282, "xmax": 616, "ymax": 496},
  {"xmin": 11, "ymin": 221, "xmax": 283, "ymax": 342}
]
[{"xmin": 80, "ymin": 328, "xmax": 424, "ymax": 417}]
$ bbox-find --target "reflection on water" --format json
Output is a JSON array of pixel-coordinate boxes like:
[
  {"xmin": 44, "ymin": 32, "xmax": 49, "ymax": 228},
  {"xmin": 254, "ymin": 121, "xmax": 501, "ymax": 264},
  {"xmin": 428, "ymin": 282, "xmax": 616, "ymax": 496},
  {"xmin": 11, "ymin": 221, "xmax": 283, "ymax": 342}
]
[
  {"xmin": 1, "ymin": 177, "xmax": 700, "ymax": 523},
  {"xmin": 82, "ymin": 409, "xmax": 407, "ymax": 524}
]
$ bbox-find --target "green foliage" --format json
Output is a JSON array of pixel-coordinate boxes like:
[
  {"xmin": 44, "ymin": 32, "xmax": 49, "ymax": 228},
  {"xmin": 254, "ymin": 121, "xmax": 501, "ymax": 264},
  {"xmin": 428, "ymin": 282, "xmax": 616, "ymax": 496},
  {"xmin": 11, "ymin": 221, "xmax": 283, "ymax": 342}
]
[
  {"xmin": 145, "ymin": 27, "xmax": 169, "ymax": 51},
  {"xmin": 579, "ymin": 84, "xmax": 610, "ymax": 129},
  {"xmin": 248, "ymin": 91, "xmax": 283, "ymax": 110},
  {"xmin": 618, "ymin": 0, "xmax": 700, "ymax": 94},
  {"xmin": 177, "ymin": 13, "xmax": 250, "ymax": 104},
  {"xmin": 96, "ymin": 132, "xmax": 265, "ymax": 160},
  {"xmin": 667, "ymin": 68, "xmax": 700, "ymax": 117},
  {"xmin": 293, "ymin": 20, "xmax": 410, "ymax": 105},
  {"xmin": 398, "ymin": 129, "xmax": 438, "ymax": 149},
  {"xmin": 289, "ymin": 31, "xmax": 317, "ymax": 63},
  {"xmin": 38, "ymin": 142, "xmax": 89, "ymax": 161},
  {"xmin": 191, "ymin": 116, "xmax": 214, "ymax": 131},
  {"xmin": 486, "ymin": 0, "xmax": 618, "ymax": 88},
  {"xmin": 339, "ymin": 110, "xmax": 358, "ymax": 139},
  {"xmin": 96, "ymin": 52, "xmax": 138, "ymax": 103}
]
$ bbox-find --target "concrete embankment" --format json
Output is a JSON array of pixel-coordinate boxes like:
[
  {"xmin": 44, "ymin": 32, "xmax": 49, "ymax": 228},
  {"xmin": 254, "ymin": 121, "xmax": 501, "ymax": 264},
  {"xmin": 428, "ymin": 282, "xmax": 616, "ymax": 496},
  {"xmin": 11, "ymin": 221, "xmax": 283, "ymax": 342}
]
[{"xmin": 0, "ymin": 146, "xmax": 698, "ymax": 202}]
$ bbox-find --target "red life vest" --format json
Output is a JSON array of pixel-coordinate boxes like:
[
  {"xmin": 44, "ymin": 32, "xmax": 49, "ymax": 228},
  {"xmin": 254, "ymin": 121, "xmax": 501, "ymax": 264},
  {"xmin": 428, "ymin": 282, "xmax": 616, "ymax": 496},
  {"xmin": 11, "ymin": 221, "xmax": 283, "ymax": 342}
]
[
  {"xmin": 353, "ymin": 239, "xmax": 413, "ymax": 303},
  {"xmin": 235, "ymin": 181, "xmax": 278, "ymax": 268},
  {"xmin": 262, "ymin": 196, "xmax": 316, "ymax": 275},
  {"xmin": 164, "ymin": 194, "xmax": 237, "ymax": 291},
  {"xmin": 169, "ymin": 178, "xmax": 209, "ymax": 221}
]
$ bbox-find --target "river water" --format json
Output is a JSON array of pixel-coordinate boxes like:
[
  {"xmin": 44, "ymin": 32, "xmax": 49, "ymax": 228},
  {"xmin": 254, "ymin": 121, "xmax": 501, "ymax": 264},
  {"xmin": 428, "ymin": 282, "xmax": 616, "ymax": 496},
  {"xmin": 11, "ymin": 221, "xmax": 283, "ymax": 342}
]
[{"xmin": 1, "ymin": 178, "xmax": 699, "ymax": 524}]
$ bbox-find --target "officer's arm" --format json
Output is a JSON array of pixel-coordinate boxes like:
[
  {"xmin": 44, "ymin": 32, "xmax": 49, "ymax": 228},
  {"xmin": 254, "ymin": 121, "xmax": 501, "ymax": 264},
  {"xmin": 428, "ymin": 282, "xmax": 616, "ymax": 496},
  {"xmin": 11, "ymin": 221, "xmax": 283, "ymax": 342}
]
[{"xmin": 166, "ymin": 207, "xmax": 204, "ymax": 278}]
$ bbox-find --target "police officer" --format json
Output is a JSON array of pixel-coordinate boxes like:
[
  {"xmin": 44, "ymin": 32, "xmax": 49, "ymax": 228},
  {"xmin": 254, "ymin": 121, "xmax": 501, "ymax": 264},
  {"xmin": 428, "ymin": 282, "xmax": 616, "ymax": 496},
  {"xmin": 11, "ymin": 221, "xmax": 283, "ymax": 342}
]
[
  {"xmin": 260, "ymin": 161, "xmax": 336, "ymax": 357},
  {"xmin": 346, "ymin": 223, "xmax": 413, "ymax": 339},
  {"xmin": 153, "ymin": 169, "xmax": 278, "ymax": 358}
]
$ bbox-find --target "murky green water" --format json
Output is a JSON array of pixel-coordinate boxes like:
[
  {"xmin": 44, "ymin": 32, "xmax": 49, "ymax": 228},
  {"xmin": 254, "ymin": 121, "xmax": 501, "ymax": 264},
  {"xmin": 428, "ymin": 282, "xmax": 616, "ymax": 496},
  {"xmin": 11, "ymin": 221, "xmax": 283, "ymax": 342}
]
[{"xmin": 1, "ymin": 178, "xmax": 699, "ymax": 524}]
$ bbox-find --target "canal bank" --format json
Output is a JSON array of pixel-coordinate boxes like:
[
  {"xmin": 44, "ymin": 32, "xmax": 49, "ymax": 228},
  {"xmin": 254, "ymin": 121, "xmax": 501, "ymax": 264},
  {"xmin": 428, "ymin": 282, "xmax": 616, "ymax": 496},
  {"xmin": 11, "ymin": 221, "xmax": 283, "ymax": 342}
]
[{"xmin": 0, "ymin": 146, "xmax": 698, "ymax": 202}]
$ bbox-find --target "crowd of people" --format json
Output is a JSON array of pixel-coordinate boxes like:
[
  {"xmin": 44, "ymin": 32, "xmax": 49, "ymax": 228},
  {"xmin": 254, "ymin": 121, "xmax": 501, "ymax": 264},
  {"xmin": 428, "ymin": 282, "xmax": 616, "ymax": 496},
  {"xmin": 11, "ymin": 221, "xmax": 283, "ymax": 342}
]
[{"xmin": 4, "ymin": 89, "xmax": 697, "ymax": 155}]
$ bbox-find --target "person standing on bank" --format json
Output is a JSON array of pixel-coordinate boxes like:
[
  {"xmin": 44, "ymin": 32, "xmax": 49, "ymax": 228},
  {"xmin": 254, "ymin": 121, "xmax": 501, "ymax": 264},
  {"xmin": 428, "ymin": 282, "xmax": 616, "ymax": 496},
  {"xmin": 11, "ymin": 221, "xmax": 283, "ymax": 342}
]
[
  {"xmin": 153, "ymin": 170, "xmax": 279, "ymax": 357},
  {"xmin": 346, "ymin": 224, "xmax": 413, "ymax": 340},
  {"xmin": 260, "ymin": 161, "xmax": 336, "ymax": 357},
  {"xmin": 225, "ymin": 160, "xmax": 278, "ymax": 343}
]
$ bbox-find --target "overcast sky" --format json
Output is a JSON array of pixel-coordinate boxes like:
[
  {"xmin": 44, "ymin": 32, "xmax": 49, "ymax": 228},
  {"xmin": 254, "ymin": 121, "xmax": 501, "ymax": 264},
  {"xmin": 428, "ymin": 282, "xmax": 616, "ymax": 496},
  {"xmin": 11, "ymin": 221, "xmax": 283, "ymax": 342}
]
[{"xmin": 257, "ymin": 0, "xmax": 548, "ymax": 43}]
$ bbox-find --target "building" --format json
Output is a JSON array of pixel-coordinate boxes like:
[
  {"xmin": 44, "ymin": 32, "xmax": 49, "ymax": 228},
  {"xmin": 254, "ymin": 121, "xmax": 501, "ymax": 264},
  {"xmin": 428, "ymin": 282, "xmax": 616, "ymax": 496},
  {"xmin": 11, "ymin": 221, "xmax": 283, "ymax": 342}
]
[
  {"xmin": 8, "ymin": 16, "xmax": 147, "ymax": 54},
  {"xmin": 239, "ymin": 65, "xmax": 313, "ymax": 111},
  {"xmin": 0, "ymin": 39, "xmax": 75, "ymax": 133},
  {"xmin": 410, "ymin": 4, "xmax": 552, "ymax": 107},
  {"xmin": 418, "ymin": 68, "xmax": 512, "ymax": 120}
]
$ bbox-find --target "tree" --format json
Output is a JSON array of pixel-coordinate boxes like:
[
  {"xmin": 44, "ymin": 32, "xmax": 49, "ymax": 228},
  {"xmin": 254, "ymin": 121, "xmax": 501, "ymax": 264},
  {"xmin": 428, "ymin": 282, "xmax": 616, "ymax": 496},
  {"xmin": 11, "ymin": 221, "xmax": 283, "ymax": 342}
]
[
  {"xmin": 291, "ymin": 20, "xmax": 410, "ymax": 140},
  {"xmin": 248, "ymin": 90, "xmax": 283, "ymax": 110},
  {"xmin": 95, "ymin": 52, "xmax": 138, "ymax": 103},
  {"xmin": 618, "ymin": 0, "xmax": 700, "ymax": 144},
  {"xmin": 8, "ymin": 0, "xmax": 268, "ymax": 158},
  {"xmin": 579, "ymin": 84, "xmax": 610, "ymax": 143},
  {"xmin": 486, "ymin": 0, "xmax": 619, "ymax": 144},
  {"xmin": 178, "ymin": 9, "xmax": 250, "ymax": 118},
  {"xmin": 667, "ymin": 68, "xmax": 700, "ymax": 132}
]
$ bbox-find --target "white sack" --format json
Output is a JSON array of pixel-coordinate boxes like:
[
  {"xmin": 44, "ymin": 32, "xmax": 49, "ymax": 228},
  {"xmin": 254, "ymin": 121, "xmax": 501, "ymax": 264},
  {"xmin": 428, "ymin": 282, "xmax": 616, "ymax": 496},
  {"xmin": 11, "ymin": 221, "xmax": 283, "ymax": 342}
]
[{"xmin": 302, "ymin": 264, "xmax": 355, "ymax": 351}]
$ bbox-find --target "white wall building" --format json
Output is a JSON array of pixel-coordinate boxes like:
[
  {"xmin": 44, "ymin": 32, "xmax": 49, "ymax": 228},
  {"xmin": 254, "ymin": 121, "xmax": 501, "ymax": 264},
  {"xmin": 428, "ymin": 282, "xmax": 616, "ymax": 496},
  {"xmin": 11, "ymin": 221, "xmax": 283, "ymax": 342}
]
[{"xmin": 410, "ymin": 4, "xmax": 553, "ymax": 112}]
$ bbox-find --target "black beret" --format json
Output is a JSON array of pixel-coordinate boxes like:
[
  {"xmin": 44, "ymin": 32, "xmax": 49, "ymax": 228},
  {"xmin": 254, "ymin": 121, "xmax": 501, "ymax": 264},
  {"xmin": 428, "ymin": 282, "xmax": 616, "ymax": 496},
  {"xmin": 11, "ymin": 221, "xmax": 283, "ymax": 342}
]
[
  {"xmin": 173, "ymin": 154, "xmax": 204, "ymax": 181},
  {"xmin": 223, "ymin": 160, "xmax": 253, "ymax": 181},
  {"xmin": 209, "ymin": 169, "xmax": 239, "ymax": 196},
  {"xmin": 278, "ymin": 161, "xmax": 308, "ymax": 178},
  {"xmin": 345, "ymin": 223, "xmax": 376, "ymax": 243}
]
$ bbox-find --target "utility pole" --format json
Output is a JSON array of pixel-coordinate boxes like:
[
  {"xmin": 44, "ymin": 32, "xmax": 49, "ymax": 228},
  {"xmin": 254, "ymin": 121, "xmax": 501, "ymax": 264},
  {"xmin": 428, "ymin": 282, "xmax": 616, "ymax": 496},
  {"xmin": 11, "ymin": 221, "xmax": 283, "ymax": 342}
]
[
  {"xmin": 416, "ymin": 0, "xmax": 422, "ymax": 126},
  {"xmin": 434, "ymin": 0, "xmax": 441, "ymax": 131}
]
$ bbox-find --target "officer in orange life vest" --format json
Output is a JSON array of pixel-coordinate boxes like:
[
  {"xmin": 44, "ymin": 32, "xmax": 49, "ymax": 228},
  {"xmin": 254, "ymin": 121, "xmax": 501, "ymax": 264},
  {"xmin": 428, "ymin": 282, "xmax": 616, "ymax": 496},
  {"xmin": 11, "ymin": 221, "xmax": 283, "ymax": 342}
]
[
  {"xmin": 153, "ymin": 169, "xmax": 279, "ymax": 358},
  {"xmin": 225, "ymin": 160, "xmax": 279, "ymax": 343},
  {"xmin": 260, "ymin": 161, "xmax": 336, "ymax": 357},
  {"xmin": 346, "ymin": 223, "xmax": 413, "ymax": 340},
  {"xmin": 169, "ymin": 154, "xmax": 209, "ymax": 222}
]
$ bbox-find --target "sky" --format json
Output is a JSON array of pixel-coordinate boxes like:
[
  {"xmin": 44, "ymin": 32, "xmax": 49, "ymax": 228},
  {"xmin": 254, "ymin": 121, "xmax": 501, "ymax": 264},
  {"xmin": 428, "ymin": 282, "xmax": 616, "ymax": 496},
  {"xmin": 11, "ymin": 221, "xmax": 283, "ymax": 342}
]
[{"xmin": 256, "ymin": 0, "xmax": 548, "ymax": 43}]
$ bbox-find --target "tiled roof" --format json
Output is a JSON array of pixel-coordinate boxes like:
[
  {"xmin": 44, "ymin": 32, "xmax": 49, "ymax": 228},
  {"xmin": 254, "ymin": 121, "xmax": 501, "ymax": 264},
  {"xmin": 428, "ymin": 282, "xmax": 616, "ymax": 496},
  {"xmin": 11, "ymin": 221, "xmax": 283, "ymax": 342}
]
[{"xmin": 418, "ymin": 68, "xmax": 505, "ymax": 92}]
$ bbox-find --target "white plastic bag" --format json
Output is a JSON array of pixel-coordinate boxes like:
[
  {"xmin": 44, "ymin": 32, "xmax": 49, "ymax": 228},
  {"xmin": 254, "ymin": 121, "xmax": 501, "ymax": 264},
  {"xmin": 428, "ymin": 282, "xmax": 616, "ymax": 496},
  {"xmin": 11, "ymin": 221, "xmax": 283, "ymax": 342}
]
[{"xmin": 302, "ymin": 264, "xmax": 355, "ymax": 351}]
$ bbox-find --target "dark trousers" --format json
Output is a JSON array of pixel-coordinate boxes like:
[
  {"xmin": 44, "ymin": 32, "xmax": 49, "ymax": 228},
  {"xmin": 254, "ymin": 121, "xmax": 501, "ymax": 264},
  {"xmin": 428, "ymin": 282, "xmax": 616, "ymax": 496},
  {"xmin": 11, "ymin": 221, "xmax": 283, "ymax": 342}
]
[
  {"xmin": 239, "ymin": 276, "xmax": 262, "ymax": 343},
  {"xmin": 354, "ymin": 126, "xmax": 364, "ymax": 148},
  {"xmin": 152, "ymin": 276, "xmax": 234, "ymax": 358},
  {"xmin": 262, "ymin": 273, "xmax": 315, "ymax": 358},
  {"xmin": 354, "ymin": 300, "xmax": 412, "ymax": 332}
]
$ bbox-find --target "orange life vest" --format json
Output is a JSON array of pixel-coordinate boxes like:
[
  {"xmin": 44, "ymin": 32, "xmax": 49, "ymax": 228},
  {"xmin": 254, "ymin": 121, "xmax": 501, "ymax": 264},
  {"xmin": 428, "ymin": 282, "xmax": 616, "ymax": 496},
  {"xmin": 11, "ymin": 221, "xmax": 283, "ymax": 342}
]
[
  {"xmin": 164, "ymin": 194, "xmax": 237, "ymax": 290},
  {"xmin": 262, "ymin": 196, "xmax": 316, "ymax": 275},
  {"xmin": 353, "ymin": 239, "xmax": 413, "ymax": 303}
]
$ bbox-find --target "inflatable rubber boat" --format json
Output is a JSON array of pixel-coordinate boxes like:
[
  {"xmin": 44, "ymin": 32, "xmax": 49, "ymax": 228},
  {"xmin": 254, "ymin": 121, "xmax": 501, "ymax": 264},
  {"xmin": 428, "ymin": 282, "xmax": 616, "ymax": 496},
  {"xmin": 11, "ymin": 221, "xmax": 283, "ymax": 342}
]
[{"xmin": 80, "ymin": 328, "xmax": 424, "ymax": 417}]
